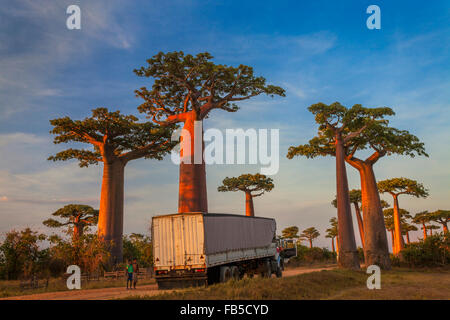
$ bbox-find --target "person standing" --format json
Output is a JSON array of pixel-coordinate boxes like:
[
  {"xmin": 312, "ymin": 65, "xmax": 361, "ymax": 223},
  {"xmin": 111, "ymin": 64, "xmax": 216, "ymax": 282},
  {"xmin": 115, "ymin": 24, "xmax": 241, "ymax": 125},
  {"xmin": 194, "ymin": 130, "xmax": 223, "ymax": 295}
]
[
  {"xmin": 132, "ymin": 258, "xmax": 139, "ymax": 289},
  {"xmin": 125, "ymin": 259, "xmax": 133, "ymax": 290}
]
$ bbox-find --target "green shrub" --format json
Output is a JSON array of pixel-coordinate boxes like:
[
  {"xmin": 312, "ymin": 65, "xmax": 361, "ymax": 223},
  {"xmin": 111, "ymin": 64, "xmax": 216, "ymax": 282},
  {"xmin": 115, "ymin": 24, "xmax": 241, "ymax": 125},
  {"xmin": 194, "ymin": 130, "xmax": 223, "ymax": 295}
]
[
  {"xmin": 397, "ymin": 233, "xmax": 449, "ymax": 267},
  {"xmin": 290, "ymin": 245, "xmax": 336, "ymax": 265}
]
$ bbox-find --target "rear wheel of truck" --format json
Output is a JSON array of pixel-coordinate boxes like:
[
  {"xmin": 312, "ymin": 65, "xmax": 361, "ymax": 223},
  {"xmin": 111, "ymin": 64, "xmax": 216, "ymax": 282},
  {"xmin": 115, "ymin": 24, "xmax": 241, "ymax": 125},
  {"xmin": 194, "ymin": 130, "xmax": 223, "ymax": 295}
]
[
  {"xmin": 220, "ymin": 266, "xmax": 232, "ymax": 283},
  {"xmin": 231, "ymin": 266, "xmax": 240, "ymax": 281},
  {"xmin": 260, "ymin": 260, "xmax": 272, "ymax": 278}
]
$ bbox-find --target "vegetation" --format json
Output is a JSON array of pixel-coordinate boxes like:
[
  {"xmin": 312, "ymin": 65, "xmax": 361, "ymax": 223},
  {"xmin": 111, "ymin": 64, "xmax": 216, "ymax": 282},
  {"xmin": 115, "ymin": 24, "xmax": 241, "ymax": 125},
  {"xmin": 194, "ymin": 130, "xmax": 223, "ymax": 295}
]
[
  {"xmin": 218, "ymin": 173, "xmax": 274, "ymax": 216},
  {"xmin": 133, "ymin": 268, "xmax": 450, "ymax": 300},
  {"xmin": 300, "ymin": 227, "xmax": 320, "ymax": 248},
  {"xmin": 396, "ymin": 234, "xmax": 450, "ymax": 267},
  {"xmin": 48, "ymin": 108, "xmax": 174, "ymax": 263},
  {"xmin": 282, "ymin": 226, "xmax": 299, "ymax": 239},
  {"xmin": 135, "ymin": 51, "xmax": 285, "ymax": 213},
  {"xmin": 378, "ymin": 178, "xmax": 429, "ymax": 255}
]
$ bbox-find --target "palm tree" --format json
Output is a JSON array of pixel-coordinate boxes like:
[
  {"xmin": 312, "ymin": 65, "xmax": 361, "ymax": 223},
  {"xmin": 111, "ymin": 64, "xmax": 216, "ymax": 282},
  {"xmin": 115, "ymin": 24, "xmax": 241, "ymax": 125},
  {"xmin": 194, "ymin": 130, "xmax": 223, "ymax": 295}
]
[{"xmin": 301, "ymin": 227, "xmax": 320, "ymax": 248}]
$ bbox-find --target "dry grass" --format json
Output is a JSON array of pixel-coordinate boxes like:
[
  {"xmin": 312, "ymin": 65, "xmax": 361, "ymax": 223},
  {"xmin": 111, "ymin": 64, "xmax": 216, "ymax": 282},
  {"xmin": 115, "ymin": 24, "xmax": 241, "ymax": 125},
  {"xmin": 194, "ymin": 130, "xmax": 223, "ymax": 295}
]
[
  {"xmin": 0, "ymin": 277, "xmax": 155, "ymax": 298},
  {"xmin": 132, "ymin": 268, "xmax": 450, "ymax": 300}
]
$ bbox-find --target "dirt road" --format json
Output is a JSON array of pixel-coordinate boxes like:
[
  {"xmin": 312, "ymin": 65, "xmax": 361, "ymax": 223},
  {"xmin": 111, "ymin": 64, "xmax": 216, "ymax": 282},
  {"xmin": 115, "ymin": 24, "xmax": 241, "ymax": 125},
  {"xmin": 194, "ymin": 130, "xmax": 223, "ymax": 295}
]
[{"xmin": 1, "ymin": 265, "xmax": 336, "ymax": 300}]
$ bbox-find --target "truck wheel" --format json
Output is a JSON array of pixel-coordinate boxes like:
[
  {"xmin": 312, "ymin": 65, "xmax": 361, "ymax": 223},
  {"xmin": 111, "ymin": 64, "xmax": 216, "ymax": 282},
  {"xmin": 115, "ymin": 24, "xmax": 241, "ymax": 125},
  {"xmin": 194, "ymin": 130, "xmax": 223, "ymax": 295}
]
[
  {"xmin": 261, "ymin": 260, "xmax": 272, "ymax": 278},
  {"xmin": 231, "ymin": 266, "xmax": 240, "ymax": 281},
  {"xmin": 276, "ymin": 266, "xmax": 282, "ymax": 278},
  {"xmin": 220, "ymin": 266, "xmax": 232, "ymax": 283}
]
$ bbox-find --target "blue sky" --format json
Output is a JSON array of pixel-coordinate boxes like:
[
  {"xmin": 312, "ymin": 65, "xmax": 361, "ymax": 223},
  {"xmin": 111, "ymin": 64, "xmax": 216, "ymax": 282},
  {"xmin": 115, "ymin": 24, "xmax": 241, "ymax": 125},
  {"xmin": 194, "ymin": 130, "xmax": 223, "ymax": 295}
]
[{"xmin": 0, "ymin": 0, "xmax": 449, "ymax": 250}]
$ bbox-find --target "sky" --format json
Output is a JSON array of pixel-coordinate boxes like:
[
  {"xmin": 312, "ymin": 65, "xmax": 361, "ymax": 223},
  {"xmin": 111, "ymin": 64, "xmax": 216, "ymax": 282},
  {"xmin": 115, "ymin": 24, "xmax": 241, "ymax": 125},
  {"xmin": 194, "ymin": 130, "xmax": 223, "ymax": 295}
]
[{"xmin": 0, "ymin": 0, "xmax": 449, "ymax": 250}]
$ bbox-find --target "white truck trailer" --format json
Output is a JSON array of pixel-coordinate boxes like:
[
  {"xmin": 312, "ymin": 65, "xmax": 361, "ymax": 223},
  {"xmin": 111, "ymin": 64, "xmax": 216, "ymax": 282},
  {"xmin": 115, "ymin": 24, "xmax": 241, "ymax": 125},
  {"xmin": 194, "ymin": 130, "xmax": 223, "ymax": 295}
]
[{"xmin": 152, "ymin": 212, "xmax": 282, "ymax": 289}]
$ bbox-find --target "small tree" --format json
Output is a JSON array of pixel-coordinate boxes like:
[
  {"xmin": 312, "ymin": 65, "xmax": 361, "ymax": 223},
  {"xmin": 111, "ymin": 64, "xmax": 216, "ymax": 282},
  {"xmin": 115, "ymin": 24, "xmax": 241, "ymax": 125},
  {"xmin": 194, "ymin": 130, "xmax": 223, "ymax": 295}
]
[
  {"xmin": 282, "ymin": 226, "xmax": 299, "ymax": 239},
  {"xmin": 217, "ymin": 173, "xmax": 274, "ymax": 217},
  {"xmin": 412, "ymin": 211, "xmax": 432, "ymax": 240},
  {"xmin": 43, "ymin": 204, "xmax": 99, "ymax": 241},
  {"xmin": 135, "ymin": 51, "xmax": 285, "ymax": 213},
  {"xmin": 378, "ymin": 178, "xmax": 429, "ymax": 255},
  {"xmin": 325, "ymin": 227, "xmax": 338, "ymax": 253},
  {"xmin": 402, "ymin": 223, "xmax": 418, "ymax": 244},
  {"xmin": 383, "ymin": 208, "xmax": 411, "ymax": 251},
  {"xmin": 49, "ymin": 108, "xmax": 174, "ymax": 263},
  {"xmin": 427, "ymin": 225, "xmax": 441, "ymax": 236},
  {"xmin": 301, "ymin": 227, "xmax": 320, "ymax": 248},
  {"xmin": 428, "ymin": 210, "xmax": 450, "ymax": 233}
]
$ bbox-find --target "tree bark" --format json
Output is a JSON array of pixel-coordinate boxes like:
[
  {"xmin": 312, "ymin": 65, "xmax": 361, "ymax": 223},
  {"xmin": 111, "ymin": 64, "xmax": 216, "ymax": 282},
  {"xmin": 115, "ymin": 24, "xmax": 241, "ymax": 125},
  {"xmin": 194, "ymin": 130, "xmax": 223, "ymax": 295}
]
[
  {"xmin": 335, "ymin": 134, "xmax": 360, "ymax": 269},
  {"xmin": 406, "ymin": 232, "xmax": 410, "ymax": 244},
  {"xmin": 345, "ymin": 158, "xmax": 391, "ymax": 269},
  {"xmin": 422, "ymin": 223, "xmax": 427, "ymax": 240},
  {"xmin": 336, "ymin": 236, "xmax": 340, "ymax": 258},
  {"xmin": 97, "ymin": 159, "xmax": 125, "ymax": 264},
  {"xmin": 443, "ymin": 223, "xmax": 448, "ymax": 233},
  {"xmin": 331, "ymin": 238, "xmax": 335, "ymax": 252},
  {"xmin": 245, "ymin": 192, "xmax": 255, "ymax": 217},
  {"xmin": 178, "ymin": 113, "xmax": 208, "ymax": 213},
  {"xmin": 353, "ymin": 202, "xmax": 365, "ymax": 249},
  {"xmin": 392, "ymin": 194, "xmax": 404, "ymax": 255},
  {"xmin": 390, "ymin": 230, "xmax": 395, "ymax": 253}
]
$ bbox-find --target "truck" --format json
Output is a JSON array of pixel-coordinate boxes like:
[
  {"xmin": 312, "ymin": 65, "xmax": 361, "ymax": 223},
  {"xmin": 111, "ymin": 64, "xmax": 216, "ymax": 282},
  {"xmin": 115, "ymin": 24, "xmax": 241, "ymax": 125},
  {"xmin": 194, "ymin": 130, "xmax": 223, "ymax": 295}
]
[{"xmin": 152, "ymin": 212, "xmax": 282, "ymax": 289}]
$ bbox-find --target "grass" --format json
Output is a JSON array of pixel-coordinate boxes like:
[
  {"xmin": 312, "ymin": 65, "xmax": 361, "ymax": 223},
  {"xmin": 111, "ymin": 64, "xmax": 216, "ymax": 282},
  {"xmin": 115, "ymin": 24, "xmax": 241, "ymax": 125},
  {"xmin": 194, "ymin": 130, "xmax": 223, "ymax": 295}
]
[
  {"xmin": 129, "ymin": 267, "xmax": 450, "ymax": 300},
  {"xmin": 0, "ymin": 277, "xmax": 155, "ymax": 298}
]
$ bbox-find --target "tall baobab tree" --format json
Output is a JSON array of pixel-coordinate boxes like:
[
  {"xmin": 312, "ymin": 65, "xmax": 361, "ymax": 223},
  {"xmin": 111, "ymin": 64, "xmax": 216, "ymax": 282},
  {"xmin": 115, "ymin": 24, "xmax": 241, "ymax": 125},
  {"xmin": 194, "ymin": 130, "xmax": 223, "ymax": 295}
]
[
  {"xmin": 329, "ymin": 217, "xmax": 339, "ymax": 257},
  {"xmin": 427, "ymin": 225, "xmax": 441, "ymax": 236},
  {"xmin": 49, "ymin": 108, "xmax": 174, "ymax": 263},
  {"xmin": 326, "ymin": 226, "xmax": 338, "ymax": 253},
  {"xmin": 378, "ymin": 178, "xmax": 429, "ymax": 255},
  {"xmin": 217, "ymin": 173, "xmax": 274, "ymax": 217},
  {"xmin": 428, "ymin": 210, "xmax": 450, "ymax": 233},
  {"xmin": 287, "ymin": 102, "xmax": 389, "ymax": 269},
  {"xmin": 343, "ymin": 113, "xmax": 426, "ymax": 269},
  {"xmin": 135, "ymin": 51, "xmax": 285, "ymax": 213},
  {"xmin": 43, "ymin": 204, "xmax": 98, "ymax": 241},
  {"xmin": 300, "ymin": 227, "xmax": 320, "ymax": 248},
  {"xmin": 402, "ymin": 223, "xmax": 418, "ymax": 244},
  {"xmin": 412, "ymin": 211, "xmax": 432, "ymax": 240}
]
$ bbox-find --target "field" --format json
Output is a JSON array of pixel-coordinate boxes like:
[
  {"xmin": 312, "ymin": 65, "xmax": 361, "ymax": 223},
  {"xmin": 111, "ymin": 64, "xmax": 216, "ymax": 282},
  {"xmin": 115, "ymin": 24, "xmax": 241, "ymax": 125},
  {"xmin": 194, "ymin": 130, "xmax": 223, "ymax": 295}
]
[{"xmin": 134, "ymin": 267, "xmax": 450, "ymax": 300}]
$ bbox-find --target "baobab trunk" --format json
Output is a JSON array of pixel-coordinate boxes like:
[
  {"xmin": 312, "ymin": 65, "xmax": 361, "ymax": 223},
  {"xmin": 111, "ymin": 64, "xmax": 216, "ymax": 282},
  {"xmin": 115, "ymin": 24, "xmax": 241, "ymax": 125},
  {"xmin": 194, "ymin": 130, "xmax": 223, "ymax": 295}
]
[
  {"xmin": 443, "ymin": 223, "xmax": 448, "ymax": 233},
  {"xmin": 335, "ymin": 135, "xmax": 360, "ymax": 270},
  {"xmin": 331, "ymin": 238, "xmax": 335, "ymax": 252},
  {"xmin": 390, "ymin": 230, "xmax": 395, "ymax": 253},
  {"xmin": 353, "ymin": 202, "xmax": 365, "ymax": 249},
  {"xmin": 178, "ymin": 114, "xmax": 208, "ymax": 213},
  {"xmin": 346, "ymin": 160, "xmax": 391, "ymax": 269},
  {"xmin": 422, "ymin": 223, "xmax": 427, "ymax": 240},
  {"xmin": 72, "ymin": 218, "xmax": 83, "ymax": 242},
  {"xmin": 245, "ymin": 192, "xmax": 255, "ymax": 217},
  {"xmin": 406, "ymin": 232, "xmax": 410, "ymax": 244},
  {"xmin": 97, "ymin": 159, "xmax": 125, "ymax": 264},
  {"xmin": 392, "ymin": 194, "xmax": 404, "ymax": 255},
  {"xmin": 309, "ymin": 239, "xmax": 313, "ymax": 248},
  {"xmin": 335, "ymin": 236, "xmax": 340, "ymax": 258}
]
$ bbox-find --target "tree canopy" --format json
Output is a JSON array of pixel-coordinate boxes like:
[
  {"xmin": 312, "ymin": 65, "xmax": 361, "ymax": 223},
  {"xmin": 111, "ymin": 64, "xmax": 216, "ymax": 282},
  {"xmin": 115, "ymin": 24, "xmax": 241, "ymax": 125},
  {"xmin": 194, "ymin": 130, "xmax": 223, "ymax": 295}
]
[
  {"xmin": 218, "ymin": 173, "xmax": 274, "ymax": 196},
  {"xmin": 134, "ymin": 51, "xmax": 285, "ymax": 124},
  {"xmin": 301, "ymin": 227, "xmax": 320, "ymax": 242},
  {"xmin": 48, "ymin": 108, "xmax": 174, "ymax": 166},
  {"xmin": 43, "ymin": 204, "xmax": 99, "ymax": 235},
  {"xmin": 378, "ymin": 178, "xmax": 429, "ymax": 198},
  {"xmin": 282, "ymin": 226, "xmax": 299, "ymax": 239}
]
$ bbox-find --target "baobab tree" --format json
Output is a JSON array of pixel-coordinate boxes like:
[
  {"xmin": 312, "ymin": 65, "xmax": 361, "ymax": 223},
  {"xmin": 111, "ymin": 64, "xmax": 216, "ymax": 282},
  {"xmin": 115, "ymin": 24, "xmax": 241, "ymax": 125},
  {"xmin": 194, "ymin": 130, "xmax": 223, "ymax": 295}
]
[
  {"xmin": 287, "ymin": 102, "xmax": 389, "ymax": 269},
  {"xmin": 383, "ymin": 208, "xmax": 411, "ymax": 253},
  {"xmin": 49, "ymin": 108, "xmax": 174, "ymax": 263},
  {"xmin": 326, "ymin": 226, "xmax": 338, "ymax": 253},
  {"xmin": 135, "ymin": 51, "xmax": 285, "ymax": 213},
  {"xmin": 427, "ymin": 225, "xmax": 441, "ymax": 236},
  {"xmin": 428, "ymin": 210, "xmax": 450, "ymax": 233},
  {"xmin": 402, "ymin": 223, "xmax": 418, "ymax": 244},
  {"xmin": 217, "ymin": 173, "xmax": 274, "ymax": 217},
  {"xmin": 329, "ymin": 217, "xmax": 339, "ymax": 257},
  {"xmin": 282, "ymin": 226, "xmax": 299, "ymax": 239},
  {"xmin": 43, "ymin": 204, "xmax": 98, "ymax": 241},
  {"xmin": 412, "ymin": 211, "xmax": 432, "ymax": 240},
  {"xmin": 300, "ymin": 227, "xmax": 320, "ymax": 248},
  {"xmin": 343, "ymin": 110, "xmax": 426, "ymax": 269},
  {"xmin": 332, "ymin": 189, "xmax": 365, "ymax": 250},
  {"xmin": 378, "ymin": 178, "xmax": 429, "ymax": 255}
]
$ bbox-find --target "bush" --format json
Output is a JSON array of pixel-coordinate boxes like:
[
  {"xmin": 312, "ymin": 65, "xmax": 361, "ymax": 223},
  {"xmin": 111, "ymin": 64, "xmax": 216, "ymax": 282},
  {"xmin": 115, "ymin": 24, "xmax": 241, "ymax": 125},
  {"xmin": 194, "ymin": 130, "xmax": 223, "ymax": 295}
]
[
  {"xmin": 396, "ymin": 233, "xmax": 450, "ymax": 267},
  {"xmin": 289, "ymin": 245, "xmax": 337, "ymax": 265}
]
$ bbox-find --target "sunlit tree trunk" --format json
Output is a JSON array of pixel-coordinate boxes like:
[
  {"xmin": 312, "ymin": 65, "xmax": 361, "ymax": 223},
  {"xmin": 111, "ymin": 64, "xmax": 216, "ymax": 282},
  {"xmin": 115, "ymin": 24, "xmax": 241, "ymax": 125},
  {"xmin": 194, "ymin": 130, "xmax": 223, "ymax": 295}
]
[
  {"xmin": 98, "ymin": 158, "xmax": 125, "ymax": 264},
  {"xmin": 353, "ymin": 202, "xmax": 365, "ymax": 249},
  {"xmin": 178, "ymin": 112, "xmax": 208, "ymax": 213},
  {"xmin": 308, "ymin": 239, "xmax": 313, "ymax": 248},
  {"xmin": 392, "ymin": 194, "xmax": 404, "ymax": 255},
  {"xmin": 335, "ymin": 134, "xmax": 360, "ymax": 269},
  {"xmin": 422, "ymin": 223, "xmax": 427, "ymax": 240},
  {"xmin": 406, "ymin": 232, "xmax": 410, "ymax": 244},
  {"xmin": 345, "ymin": 157, "xmax": 390, "ymax": 269},
  {"xmin": 336, "ymin": 236, "xmax": 340, "ymax": 258},
  {"xmin": 390, "ymin": 230, "xmax": 395, "ymax": 253},
  {"xmin": 443, "ymin": 223, "xmax": 448, "ymax": 233},
  {"xmin": 331, "ymin": 238, "xmax": 335, "ymax": 252},
  {"xmin": 245, "ymin": 192, "xmax": 255, "ymax": 217}
]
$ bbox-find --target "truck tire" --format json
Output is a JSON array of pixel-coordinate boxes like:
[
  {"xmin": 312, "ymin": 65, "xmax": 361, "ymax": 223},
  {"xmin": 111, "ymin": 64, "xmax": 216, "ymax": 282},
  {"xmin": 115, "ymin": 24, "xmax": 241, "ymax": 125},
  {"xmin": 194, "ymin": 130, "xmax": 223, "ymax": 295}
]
[
  {"xmin": 261, "ymin": 260, "xmax": 272, "ymax": 278},
  {"xmin": 220, "ymin": 266, "xmax": 232, "ymax": 283},
  {"xmin": 276, "ymin": 265, "xmax": 282, "ymax": 278},
  {"xmin": 231, "ymin": 266, "xmax": 240, "ymax": 281}
]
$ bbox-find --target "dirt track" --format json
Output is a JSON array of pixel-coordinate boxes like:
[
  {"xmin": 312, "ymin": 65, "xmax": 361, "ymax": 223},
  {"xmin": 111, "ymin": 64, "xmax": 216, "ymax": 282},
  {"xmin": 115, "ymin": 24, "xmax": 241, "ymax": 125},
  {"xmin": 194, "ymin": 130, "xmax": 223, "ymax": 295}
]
[{"xmin": 1, "ymin": 266, "xmax": 336, "ymax": 300}]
